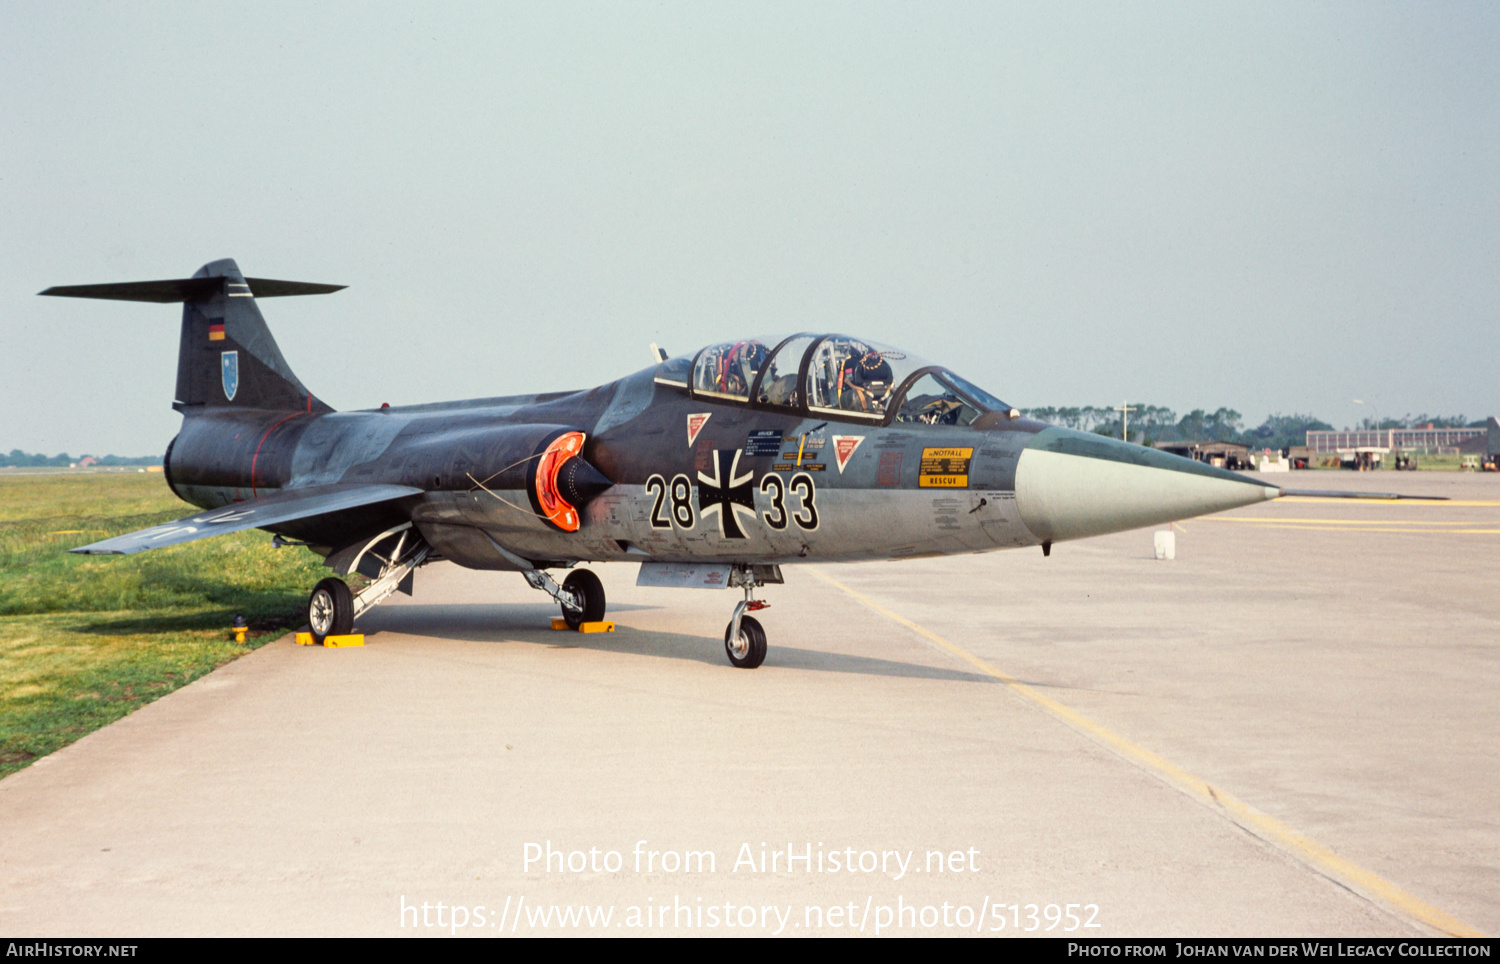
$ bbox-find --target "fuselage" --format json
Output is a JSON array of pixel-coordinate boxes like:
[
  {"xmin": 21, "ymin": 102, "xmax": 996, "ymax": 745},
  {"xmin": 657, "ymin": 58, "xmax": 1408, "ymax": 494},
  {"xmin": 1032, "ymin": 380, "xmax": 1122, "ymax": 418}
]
[
  {"xmin": 163, "ymin": 359, "xmax": 1277, "ymax": 570},
  {"xmin": 45, "ymin": 262, "xmax": 1285, "ymax": 658}
]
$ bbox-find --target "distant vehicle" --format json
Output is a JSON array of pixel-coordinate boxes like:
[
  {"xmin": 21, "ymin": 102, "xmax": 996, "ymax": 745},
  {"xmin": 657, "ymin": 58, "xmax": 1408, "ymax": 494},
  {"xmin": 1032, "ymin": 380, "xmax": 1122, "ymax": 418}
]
[{"xmin": 42, "ymin": 259, "xmax": 1429, "ymax": 667}]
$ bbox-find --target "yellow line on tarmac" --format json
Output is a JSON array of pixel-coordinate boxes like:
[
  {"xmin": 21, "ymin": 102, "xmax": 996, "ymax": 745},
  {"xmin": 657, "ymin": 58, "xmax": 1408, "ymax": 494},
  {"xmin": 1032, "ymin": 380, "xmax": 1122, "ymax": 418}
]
[
  {"xmin": 1209, "ymin": 518, "xmax": 1493, "ymax": 526},
  {"xmin": 805, "ymin": 567, "xmax": 1485, "ymax": 938},
  {"xmin": 1281, "ymin": 498, "xmax": 1500, "ymax": 507},
  {"xmin": 1205, "ymin": 523, "xmax": 1500, "ymax": 535}
]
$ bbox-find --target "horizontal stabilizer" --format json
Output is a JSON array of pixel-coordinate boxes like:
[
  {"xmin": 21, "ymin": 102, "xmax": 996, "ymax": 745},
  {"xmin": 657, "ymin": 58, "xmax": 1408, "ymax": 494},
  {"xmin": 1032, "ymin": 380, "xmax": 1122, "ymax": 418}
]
[
  {"xmin": 39, "ymin": 277, "xmax": 345, "ymax": 303},
  {"xmin": 1278, "ymin": 489, "xmax": 1449, "ymax": 501},
  {"xmin": 71, "ymin": 484, "xmax": 422, "ymax": 555}
]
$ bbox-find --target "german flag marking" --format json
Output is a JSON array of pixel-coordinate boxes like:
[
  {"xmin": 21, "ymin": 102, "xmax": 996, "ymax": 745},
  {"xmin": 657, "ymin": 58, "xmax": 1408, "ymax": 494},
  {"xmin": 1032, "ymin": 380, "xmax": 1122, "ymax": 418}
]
[{"xmin": 208, "ymin": 323, "xmax": 226, "ymax": 341}]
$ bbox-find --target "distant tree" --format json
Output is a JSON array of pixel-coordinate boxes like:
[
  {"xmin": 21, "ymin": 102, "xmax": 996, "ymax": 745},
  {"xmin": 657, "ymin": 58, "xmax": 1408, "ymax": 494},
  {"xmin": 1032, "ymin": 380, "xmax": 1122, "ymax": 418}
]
[
  {"xmin": 1245, "ymin": 414, "xmax": 1334, "ymax": 451},
  {"xmin": 1131, "ymin": 405, "xmax": 1178, "ymax": 445},
  {"xmin": 1174, "ymin": 409, "xmax": 1204, "ymax": 441},
  {"xmin": 1207, "ymin": 408, "xmax": 1243, "ymax": 440},
  {"xmin": 1015, "ymin": 407, "xmax": 1483, "ymax": 450},
  {"xmin": 2, "ymin": 449, "xmax": 72, "ymax": 467},
  {"xmin": 1087, "ymin": 404, "xmax": 1178, "ymax": 444},
  {"xmin": 1023, "ymin": 404, "xmax": 1255, "ymax": 445},
  {"xmin": 0, "ymin": 449, "xmax": 158, "ymax": 468},
  {"xmin": 1023, "ymin": 406, "xmax": 1114, "ymax": 433},
  {"xmin": 1400, "ymin": 414, "xmax": 1474, "ymax": 429}
]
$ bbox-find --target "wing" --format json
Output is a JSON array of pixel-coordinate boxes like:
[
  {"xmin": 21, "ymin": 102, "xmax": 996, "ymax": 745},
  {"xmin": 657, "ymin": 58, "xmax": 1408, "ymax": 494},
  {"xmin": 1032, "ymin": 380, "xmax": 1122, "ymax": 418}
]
[{"xmin": 70, "ymin": 484, "xmax": 423, "ymax": 555}]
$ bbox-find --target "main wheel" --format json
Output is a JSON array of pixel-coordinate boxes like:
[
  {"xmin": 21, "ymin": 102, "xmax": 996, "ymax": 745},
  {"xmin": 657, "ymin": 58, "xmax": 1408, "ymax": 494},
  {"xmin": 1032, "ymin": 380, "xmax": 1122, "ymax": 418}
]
[
  {"xmin": 724, "ymin": 614, "xmax": 767, "ymax": 669},
  {"xmin": 308, "ymin": 577, "xmax": 354, "ymax": 643},
  {"xmin": 560, "ymin": 569, "xmax": 605, "ymax": 630}
]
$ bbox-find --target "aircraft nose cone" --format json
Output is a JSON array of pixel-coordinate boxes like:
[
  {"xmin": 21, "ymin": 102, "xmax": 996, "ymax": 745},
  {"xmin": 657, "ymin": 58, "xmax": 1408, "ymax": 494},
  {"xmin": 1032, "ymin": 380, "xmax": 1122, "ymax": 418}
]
[
  {"xmin": 1014, "ymin": 427, "xmax": 1278, "ymax": 543},
  {"xmin": 555, "ymin": 456, "xmax": 614, "ymax": 508}
]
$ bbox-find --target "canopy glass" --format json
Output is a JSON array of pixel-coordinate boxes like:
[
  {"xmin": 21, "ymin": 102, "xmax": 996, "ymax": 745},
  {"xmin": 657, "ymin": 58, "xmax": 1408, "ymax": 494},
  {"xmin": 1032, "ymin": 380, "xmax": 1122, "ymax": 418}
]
[{"xmin": 655, "ymin": 334, "xmax": 1010, "ymax": 426}]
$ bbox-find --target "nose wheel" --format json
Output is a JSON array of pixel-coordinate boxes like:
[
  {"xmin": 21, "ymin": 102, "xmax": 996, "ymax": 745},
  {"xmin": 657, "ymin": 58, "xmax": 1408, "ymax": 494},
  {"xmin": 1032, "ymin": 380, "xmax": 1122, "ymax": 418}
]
[
  {"xmin": 724, "ymin": 565, "xmax": 771, "ymax": 669},
  {"xmin": 724, "ymin": 613, "xmax": 767, "ymax": 669}
]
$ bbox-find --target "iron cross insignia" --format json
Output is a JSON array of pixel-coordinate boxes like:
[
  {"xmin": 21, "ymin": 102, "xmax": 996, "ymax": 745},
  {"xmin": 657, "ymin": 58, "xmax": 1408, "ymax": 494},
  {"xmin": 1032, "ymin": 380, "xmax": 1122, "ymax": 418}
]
[{"xmin": 697, "ymin": 449, "xmax": 756, "ymax": 539}]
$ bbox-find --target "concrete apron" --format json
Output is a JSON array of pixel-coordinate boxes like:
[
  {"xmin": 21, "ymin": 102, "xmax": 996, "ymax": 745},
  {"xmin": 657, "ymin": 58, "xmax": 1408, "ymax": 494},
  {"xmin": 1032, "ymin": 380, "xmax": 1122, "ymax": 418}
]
[{"xmin": 5, "ymin": 474, "xmax": 1493, "ymax": 936}]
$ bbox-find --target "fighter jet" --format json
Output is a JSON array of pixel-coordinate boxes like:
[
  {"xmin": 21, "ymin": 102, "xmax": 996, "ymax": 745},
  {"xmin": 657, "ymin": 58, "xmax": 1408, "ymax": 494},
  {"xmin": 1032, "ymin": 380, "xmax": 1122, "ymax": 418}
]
[{"xmin": 42, "ymin": 258, "xmax": 1387, "ymax": 668}]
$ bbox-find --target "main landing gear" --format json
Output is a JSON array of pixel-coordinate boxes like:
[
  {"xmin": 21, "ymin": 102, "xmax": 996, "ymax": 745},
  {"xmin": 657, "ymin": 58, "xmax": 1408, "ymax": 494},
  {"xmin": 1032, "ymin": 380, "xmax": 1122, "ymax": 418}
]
[
  {"xmin": 523, "ymin": 562, "xmax": 776, "ymax": 668},
  {"xmin": 303, "ymin": 526, "xmax": 431, "ymax": 644},
  {"xmin": 724, "ymin": 564, "xmax": 772, "ymax": 669},
  {"xmin": 524, "ymin": 568, "xmax": 606, "ymax": 630},
  {"xmin": 308, "ymin": 577, "xmax": 354, "ymax": 641}
]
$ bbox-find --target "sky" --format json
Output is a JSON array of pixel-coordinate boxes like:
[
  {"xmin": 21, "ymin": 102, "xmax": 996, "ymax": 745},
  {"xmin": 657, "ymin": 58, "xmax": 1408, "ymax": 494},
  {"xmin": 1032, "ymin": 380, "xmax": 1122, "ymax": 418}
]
[{"xmin": 3, "ymin": 2, "xmax": 1497, "ymax": 456}]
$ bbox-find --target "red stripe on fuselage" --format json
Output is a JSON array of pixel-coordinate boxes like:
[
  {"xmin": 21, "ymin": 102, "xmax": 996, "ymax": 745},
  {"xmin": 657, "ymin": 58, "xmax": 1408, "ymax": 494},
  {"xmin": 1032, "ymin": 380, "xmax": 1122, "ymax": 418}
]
[{"xmin": 250, "ymin": 412, "xmax": 303, "ymax": 497}]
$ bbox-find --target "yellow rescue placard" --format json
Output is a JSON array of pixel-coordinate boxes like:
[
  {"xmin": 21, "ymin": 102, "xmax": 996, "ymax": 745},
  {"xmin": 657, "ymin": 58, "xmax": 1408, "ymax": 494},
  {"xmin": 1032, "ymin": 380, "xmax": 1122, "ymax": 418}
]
[{"xmin": 919, "ymin": 447, "xmax": 973, "ymax": 488}]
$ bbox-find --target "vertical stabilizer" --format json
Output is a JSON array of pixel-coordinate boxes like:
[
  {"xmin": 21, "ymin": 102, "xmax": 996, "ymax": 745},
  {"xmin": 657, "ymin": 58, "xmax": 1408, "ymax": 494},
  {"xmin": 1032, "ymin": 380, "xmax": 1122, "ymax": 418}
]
[
  {"xmin": 41, "ymin": 259, "xmax": 342, "ymax": 414},
  {"xmin": 175, "ymin": 259, "xmax": 332, "ymax": 413}
]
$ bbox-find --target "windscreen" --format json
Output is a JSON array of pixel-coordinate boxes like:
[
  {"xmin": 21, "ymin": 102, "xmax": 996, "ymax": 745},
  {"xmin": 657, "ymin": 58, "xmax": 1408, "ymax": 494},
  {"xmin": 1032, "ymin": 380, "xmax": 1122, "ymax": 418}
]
[{"xmin": 941, "ymin": 371, "xmax": 1011, "ymax": 412}]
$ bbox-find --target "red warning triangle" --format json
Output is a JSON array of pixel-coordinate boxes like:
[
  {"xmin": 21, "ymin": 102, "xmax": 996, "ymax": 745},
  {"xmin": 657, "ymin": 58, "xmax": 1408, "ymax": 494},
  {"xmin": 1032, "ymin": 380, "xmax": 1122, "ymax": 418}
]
[
  {"xmin": 832, "ymin": 435, "xmax": 864, "ymax": 473},
  {"xmin": 687, "ymin": 413, "xmax": 711, "ymax": 447}
]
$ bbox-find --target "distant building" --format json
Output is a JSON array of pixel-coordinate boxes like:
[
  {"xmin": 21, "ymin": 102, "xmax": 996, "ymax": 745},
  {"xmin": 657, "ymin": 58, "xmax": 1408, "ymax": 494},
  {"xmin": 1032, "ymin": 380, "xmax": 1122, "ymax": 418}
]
[
  {"xmin": 1306, "ymin": 425, "xmax": 1486, "ymax": 454},
  {"xmin": 1337, "ymin": 447, "xmax": 1388, "ymax": 471},
  {"xmin": 1462, "ymin": 417, "xmax": 1500, "ymax": 463},
  {"xmin": 1456, "ymin": 434, "xmax": 1489, "ymax": 455},
  {"xmin": 1286, "ymin": 445, "xmax": 1315, "ymax": 469},
  {"xmin": 1153, "ymin": 440, "xmax": 1252, "ymax": 471}
]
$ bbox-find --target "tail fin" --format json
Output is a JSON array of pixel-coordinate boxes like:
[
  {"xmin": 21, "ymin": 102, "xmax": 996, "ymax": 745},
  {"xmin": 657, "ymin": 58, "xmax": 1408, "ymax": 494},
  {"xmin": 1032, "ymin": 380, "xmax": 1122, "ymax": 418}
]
[{"xmin": 41, "ymin": 258, "xmax": 342, "ymax": 414}]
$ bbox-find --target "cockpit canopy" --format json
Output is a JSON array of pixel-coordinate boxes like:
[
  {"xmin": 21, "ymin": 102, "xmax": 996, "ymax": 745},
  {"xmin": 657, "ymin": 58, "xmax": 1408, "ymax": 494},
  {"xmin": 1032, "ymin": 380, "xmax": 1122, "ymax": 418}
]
[{"xmin": 655, "ymin": 333, "xmax": 1013, "ymax": 427}]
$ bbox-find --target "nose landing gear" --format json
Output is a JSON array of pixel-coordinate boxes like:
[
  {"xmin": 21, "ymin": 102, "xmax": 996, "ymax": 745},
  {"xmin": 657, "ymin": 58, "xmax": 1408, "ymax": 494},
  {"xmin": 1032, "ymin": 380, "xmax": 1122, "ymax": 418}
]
[
  {"xmin": 724, "ymin": 564, "xmax": 775, "ymax": 669},
  {"xmin": 725, "ymin": 613, "xmax": 766, "ymax": 669}
]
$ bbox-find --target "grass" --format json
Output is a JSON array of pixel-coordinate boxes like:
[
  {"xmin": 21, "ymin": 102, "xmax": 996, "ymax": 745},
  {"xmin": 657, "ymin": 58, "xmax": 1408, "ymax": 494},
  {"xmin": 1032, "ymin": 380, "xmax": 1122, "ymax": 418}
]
[
  {"xmin": 1397, "ymin": 454, "xmax": 1477, "ymax": 471},
  {"xmin": 1306, "ymin": 454, "xmax": 1475, "ymax": 471},
  {"xmin": 0, "ymin": 473, "xmax": 327, "ymax": 778}
]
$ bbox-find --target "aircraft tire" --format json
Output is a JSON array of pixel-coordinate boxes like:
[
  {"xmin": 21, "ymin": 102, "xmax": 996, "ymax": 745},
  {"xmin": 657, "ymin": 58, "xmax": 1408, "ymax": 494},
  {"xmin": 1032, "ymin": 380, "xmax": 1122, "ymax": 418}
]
[
  {"xmin": 724, "ymin": 615, "xmax": 767, "ymax": 669},
  {"xmin": 308, "ymin": 577, "xmax": 354, "ymax": 643},
  {"xmin": 561, "ymin": 569, "xmax": 605, "ymax": 629}
]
